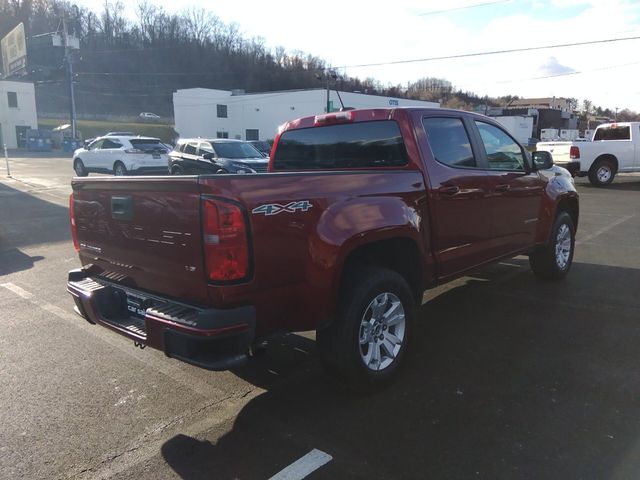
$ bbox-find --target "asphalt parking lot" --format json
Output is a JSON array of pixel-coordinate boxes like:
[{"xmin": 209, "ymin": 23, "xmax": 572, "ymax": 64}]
[{"xmin": 1, "ymin": 152, "xmax": 639, "ymax": 480}]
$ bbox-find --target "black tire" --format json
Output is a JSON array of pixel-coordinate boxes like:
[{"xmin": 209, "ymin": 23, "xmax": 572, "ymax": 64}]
[
  {"xmin": 588, "ymin": 158, "xmax": 616, "ymax": 187},
  {"xmin": 74, "ymin": 158, "xmax": 88, "ymax": 177},
  {"xmin": 114, "ymin": 161, "xmax": 127, "ymax": 176},
  {"xmin": 216, "ymin": 168, "xmax": 229, "ymax": 174},
  {"xmin": 316, "ymin": 267, "xmax": 415, "ymax": 390},
  {"xmin": 170, "ymin": 165, "xmax": 183, "ymax": 175},
  {"xmin": 529, "ymin": 211, "xmax": 575, "ymax": 280}
]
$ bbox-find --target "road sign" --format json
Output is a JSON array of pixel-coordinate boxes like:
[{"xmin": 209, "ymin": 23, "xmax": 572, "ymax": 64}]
[{"xmin": 1, "ymin": 23, "xmax": 27, "ymax": 78}]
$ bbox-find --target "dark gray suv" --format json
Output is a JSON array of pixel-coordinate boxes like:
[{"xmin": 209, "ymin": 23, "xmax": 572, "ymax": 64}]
[{"xmin": 168, "ymin": 138, "xmax": 269, "ymax": 175}]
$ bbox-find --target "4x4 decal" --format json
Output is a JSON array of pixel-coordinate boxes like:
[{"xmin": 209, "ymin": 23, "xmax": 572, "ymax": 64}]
[{"xmin": 252, "ymin": 200, "xmax": 312, "ymax": 216}]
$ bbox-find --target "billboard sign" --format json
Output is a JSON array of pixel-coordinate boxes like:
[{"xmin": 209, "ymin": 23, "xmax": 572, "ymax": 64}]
[{"xmin": 1, "ymin": 23, "xmax": 27, "ymax": 78}]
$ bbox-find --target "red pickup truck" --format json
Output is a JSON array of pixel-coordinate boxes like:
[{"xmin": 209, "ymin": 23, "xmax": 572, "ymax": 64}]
[{"xmin": 67, "ymin": 108, "xmax": 578, "ymax": 387}]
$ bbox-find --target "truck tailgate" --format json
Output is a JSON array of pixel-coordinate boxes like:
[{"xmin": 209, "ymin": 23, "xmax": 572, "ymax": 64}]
[
  {"xmin": 72, "ymin": 177, "xmax": 209, "ymax": 305},
  {"xmin": 536, "ymin": 141, "xmax": 573, "ymax": 163}
]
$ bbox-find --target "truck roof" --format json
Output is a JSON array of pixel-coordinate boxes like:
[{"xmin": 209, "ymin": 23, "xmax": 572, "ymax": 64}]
[{"xmin": 280, "ymin": 107, "xmax": 491, "ymax": 132}]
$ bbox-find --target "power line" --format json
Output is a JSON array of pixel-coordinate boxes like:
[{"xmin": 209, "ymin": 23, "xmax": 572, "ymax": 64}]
[
  {"xmin": 417, "ymin": 0, "xmax": 511, "ymax": 16},
  {"xmin": 77, "ymin": 33, "xmax": 640, "ymax": 77},
  {"xmin": 75, "ymin": 71, "xmax": 217, "ymax": 76},
  {"xmin": 336, "ymin": 34, "xmax": 640, "ymax": 69}
]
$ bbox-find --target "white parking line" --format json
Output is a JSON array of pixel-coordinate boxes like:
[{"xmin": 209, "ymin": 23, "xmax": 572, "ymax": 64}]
[
  {"xmin": 269, "ymin": 449, "xmax": 333, "ymax": 480},
  {"xmin": 0, "ymin": 282, "xmax": 228, "ymax": 399},
  {"xmin": 0, "ymin": 282, "xmax": 34, "ymax": 299},
  {"xmin": 576, "ymin": 214, "xmax": 635, "ymax": 245}
]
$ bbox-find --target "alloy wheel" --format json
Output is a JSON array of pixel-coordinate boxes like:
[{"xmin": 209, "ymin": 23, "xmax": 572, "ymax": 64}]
[
  {"xmin": 358, "ymin": 292, "xmax": 406, "ymax": 371},
  {"xmin": 555, "ymin": 223, "xmax": 572, "ymax": 270}
]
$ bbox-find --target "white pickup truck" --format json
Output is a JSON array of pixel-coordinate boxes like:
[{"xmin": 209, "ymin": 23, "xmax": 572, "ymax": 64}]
[{"xmin": 536, "ymin": 122, "xmax": 640, "ymax": 186}]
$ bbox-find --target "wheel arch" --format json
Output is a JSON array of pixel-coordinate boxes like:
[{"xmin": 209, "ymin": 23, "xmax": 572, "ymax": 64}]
[
  {"xmin": 591, "ymin": 154, "xmax": 618, "ymax": 173},
  {"xmin": 555, "ymin": 195, "xmax": 579, "ymax": 233},
  {"xmin": 337, "ymin": 236, "xmax": 427, "ymax": 305}
]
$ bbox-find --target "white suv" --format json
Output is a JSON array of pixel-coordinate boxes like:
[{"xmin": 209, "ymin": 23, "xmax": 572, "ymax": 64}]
[{"xmin": 73, "ymin": 136, "xmax": 170, "ymax": 176}]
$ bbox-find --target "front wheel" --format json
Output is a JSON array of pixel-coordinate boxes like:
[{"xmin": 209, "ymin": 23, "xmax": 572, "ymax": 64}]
[
  {"xmin": 114, "ymin": 161, "xmax": 127, "ymax": 176},
  {"xmin": 529, "ymin": 211, "xmax": 575, "ymax": 280},
  {"xmin": 316, "ymin": 267, "xmax": 415, "ymax": 389},
  {"xmin": 588, "ymin": 158, "xmax": 615, "ymax": 187}
]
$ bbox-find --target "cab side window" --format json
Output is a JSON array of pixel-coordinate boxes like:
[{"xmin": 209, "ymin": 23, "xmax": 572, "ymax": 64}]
[{"xmin": 474, "ymin": 121, "xmax": 526, "ymax": 171}]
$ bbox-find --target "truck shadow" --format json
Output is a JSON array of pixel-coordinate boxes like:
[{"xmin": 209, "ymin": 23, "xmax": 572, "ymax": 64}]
[
  {"xmin": 577, "ymin": 178, "xmax": 640, "ymax": 192},
  {"xmin": 161, "ymin": 261, "xmax": 640, "ymax": 479},
  {"xmin": 0, "ymin": 182, "xmax": 70, "ymax": 276},
  {"xmin": 0, "ymin": 249, "xmax": 44, "ymax": 276}
]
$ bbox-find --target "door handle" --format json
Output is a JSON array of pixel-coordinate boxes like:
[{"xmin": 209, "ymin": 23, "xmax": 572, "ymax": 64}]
[
  {"xmin": 438, "ymin": 185, "xmax": 460, "ymax": 196},
  {"xmin": 495, "ymin": 184, "xmax": 511, "ymax": 192}
]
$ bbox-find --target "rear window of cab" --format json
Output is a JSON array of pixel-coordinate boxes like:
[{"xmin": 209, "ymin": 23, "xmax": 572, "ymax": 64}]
[
  {"xmin": 272, "ymin": 120, "xmax": 408, "ymax": 170},
  {"xmin": 593, "ymin": 125, "xmax": 631, "ymax": 141}
]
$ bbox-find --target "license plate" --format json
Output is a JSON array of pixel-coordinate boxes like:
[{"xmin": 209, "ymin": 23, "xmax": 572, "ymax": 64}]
[{"xmin": 126, "ymin": 294, "xmax": 148, "ymax": 319}]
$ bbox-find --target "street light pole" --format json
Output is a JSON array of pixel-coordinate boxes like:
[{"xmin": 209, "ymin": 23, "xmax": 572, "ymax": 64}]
[{"xmin": 63, "ymin": 17, "xmax": 77, "ymax": 140}]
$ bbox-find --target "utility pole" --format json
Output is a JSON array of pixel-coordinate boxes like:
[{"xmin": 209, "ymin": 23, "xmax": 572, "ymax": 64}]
[
  {"xmin": 615, "ymin": 107, "xmax": 618, "ymax": 122},
  {"xmin": 326, "ymin": 76, "xmax": 330, "ymax": 113},
  {"xmin": 317, "ymin": 69, "xmax": 338, "ymax": 113},
  {"xmin": 63, "ymin": 16, "xmax": 77, "ymax": 140}
]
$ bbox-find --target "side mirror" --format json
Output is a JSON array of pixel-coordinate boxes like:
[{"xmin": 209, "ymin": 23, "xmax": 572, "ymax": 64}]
[
  {"xmin": 202, "ymin": 152, "xmax": 215, "ymax": 160},
  {"xmin": 533, "ymin": 151, "xmax": 554, "ymax": 170}
]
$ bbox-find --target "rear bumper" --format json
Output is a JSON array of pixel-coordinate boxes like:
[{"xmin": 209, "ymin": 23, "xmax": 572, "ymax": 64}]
[
  {"xmin": 555, "ymin": 160, "xmax": 582, "ymax": 176},
  {"xmin": 67, "ymin": 269, "xmax": 255, "ymax": 370}
]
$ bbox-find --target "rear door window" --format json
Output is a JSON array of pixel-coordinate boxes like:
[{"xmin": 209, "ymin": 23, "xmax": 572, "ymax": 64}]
[
  {"xmin": 272, "ymin": 120, "xmax": 408, "ymax": 170},
  {"xmin": 100, "ymin": 139, "xmax": 122, "ymax": 149},
  {"xmin": 422, "ymin": 117, "xmax": 477, "ymax": 168}
]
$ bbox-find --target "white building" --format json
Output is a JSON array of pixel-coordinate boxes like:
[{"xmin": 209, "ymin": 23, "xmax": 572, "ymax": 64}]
[
  {"xmin": 493, "ymin": 116, "xmax": 534, "ymax": 145},
  {"xmin": 173, "ymin": 88, "xmax": 439, "ymax": 141},
  {"xmin": 0, "ymin": 80, "xmax": 38, "ymax": 148}
]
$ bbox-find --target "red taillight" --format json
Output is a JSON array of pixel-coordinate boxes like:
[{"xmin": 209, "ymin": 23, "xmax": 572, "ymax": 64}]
[
  {"xmin": 202, "ymin": 198, "xmax": 250, "ymax": 282},
  {"xmin": 570, "ymin": 146, "xmax": 580, "ymax": 159},
  {"xmin": 69, "ymin": 194, "xmax": 80, "ymax": 252}
]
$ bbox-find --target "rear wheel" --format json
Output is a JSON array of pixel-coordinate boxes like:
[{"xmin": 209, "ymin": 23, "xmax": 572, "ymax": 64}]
[
  {"xmin": 114, "ymin": 161, "xmax": 127, "ymax": 176},
  {"xmin": 317, "ymin": 267, "xmax": 415, "ymax": 390},
  {"xmin": 74, "ymin": 158, "xmax": 88, "ymax": 177},
  {"xmin": 529, "ymin": 211, "xmax": 575, "ymax": 280},
  {"xmin": 170, "ymin": 165, "xmax": 183, "ymax": 175},
  {"xmin": 588, "ymin": 158, "xmax": 615, "ymax": 186}
]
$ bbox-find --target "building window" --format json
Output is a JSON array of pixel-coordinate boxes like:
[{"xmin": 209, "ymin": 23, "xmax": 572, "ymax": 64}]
[
  {"xmin": 216, "ymin": 131, "xmax": 229, "ymax": 139},
  {"xmin": 7, "ymin": 92, "xmax": 18, "ymax": 108},
  {"xmin": 245, "ymin": 129, "xmax": 259, "ymax": 141},
  {"xmin": 216, "ymin": 104, "xmax": 227, "ymax": 118}
]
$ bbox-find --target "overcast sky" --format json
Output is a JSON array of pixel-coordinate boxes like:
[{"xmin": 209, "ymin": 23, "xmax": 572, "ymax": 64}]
[{"xmin": 77, "ymin": 0, "xmax": 640, "ymax": 111}]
